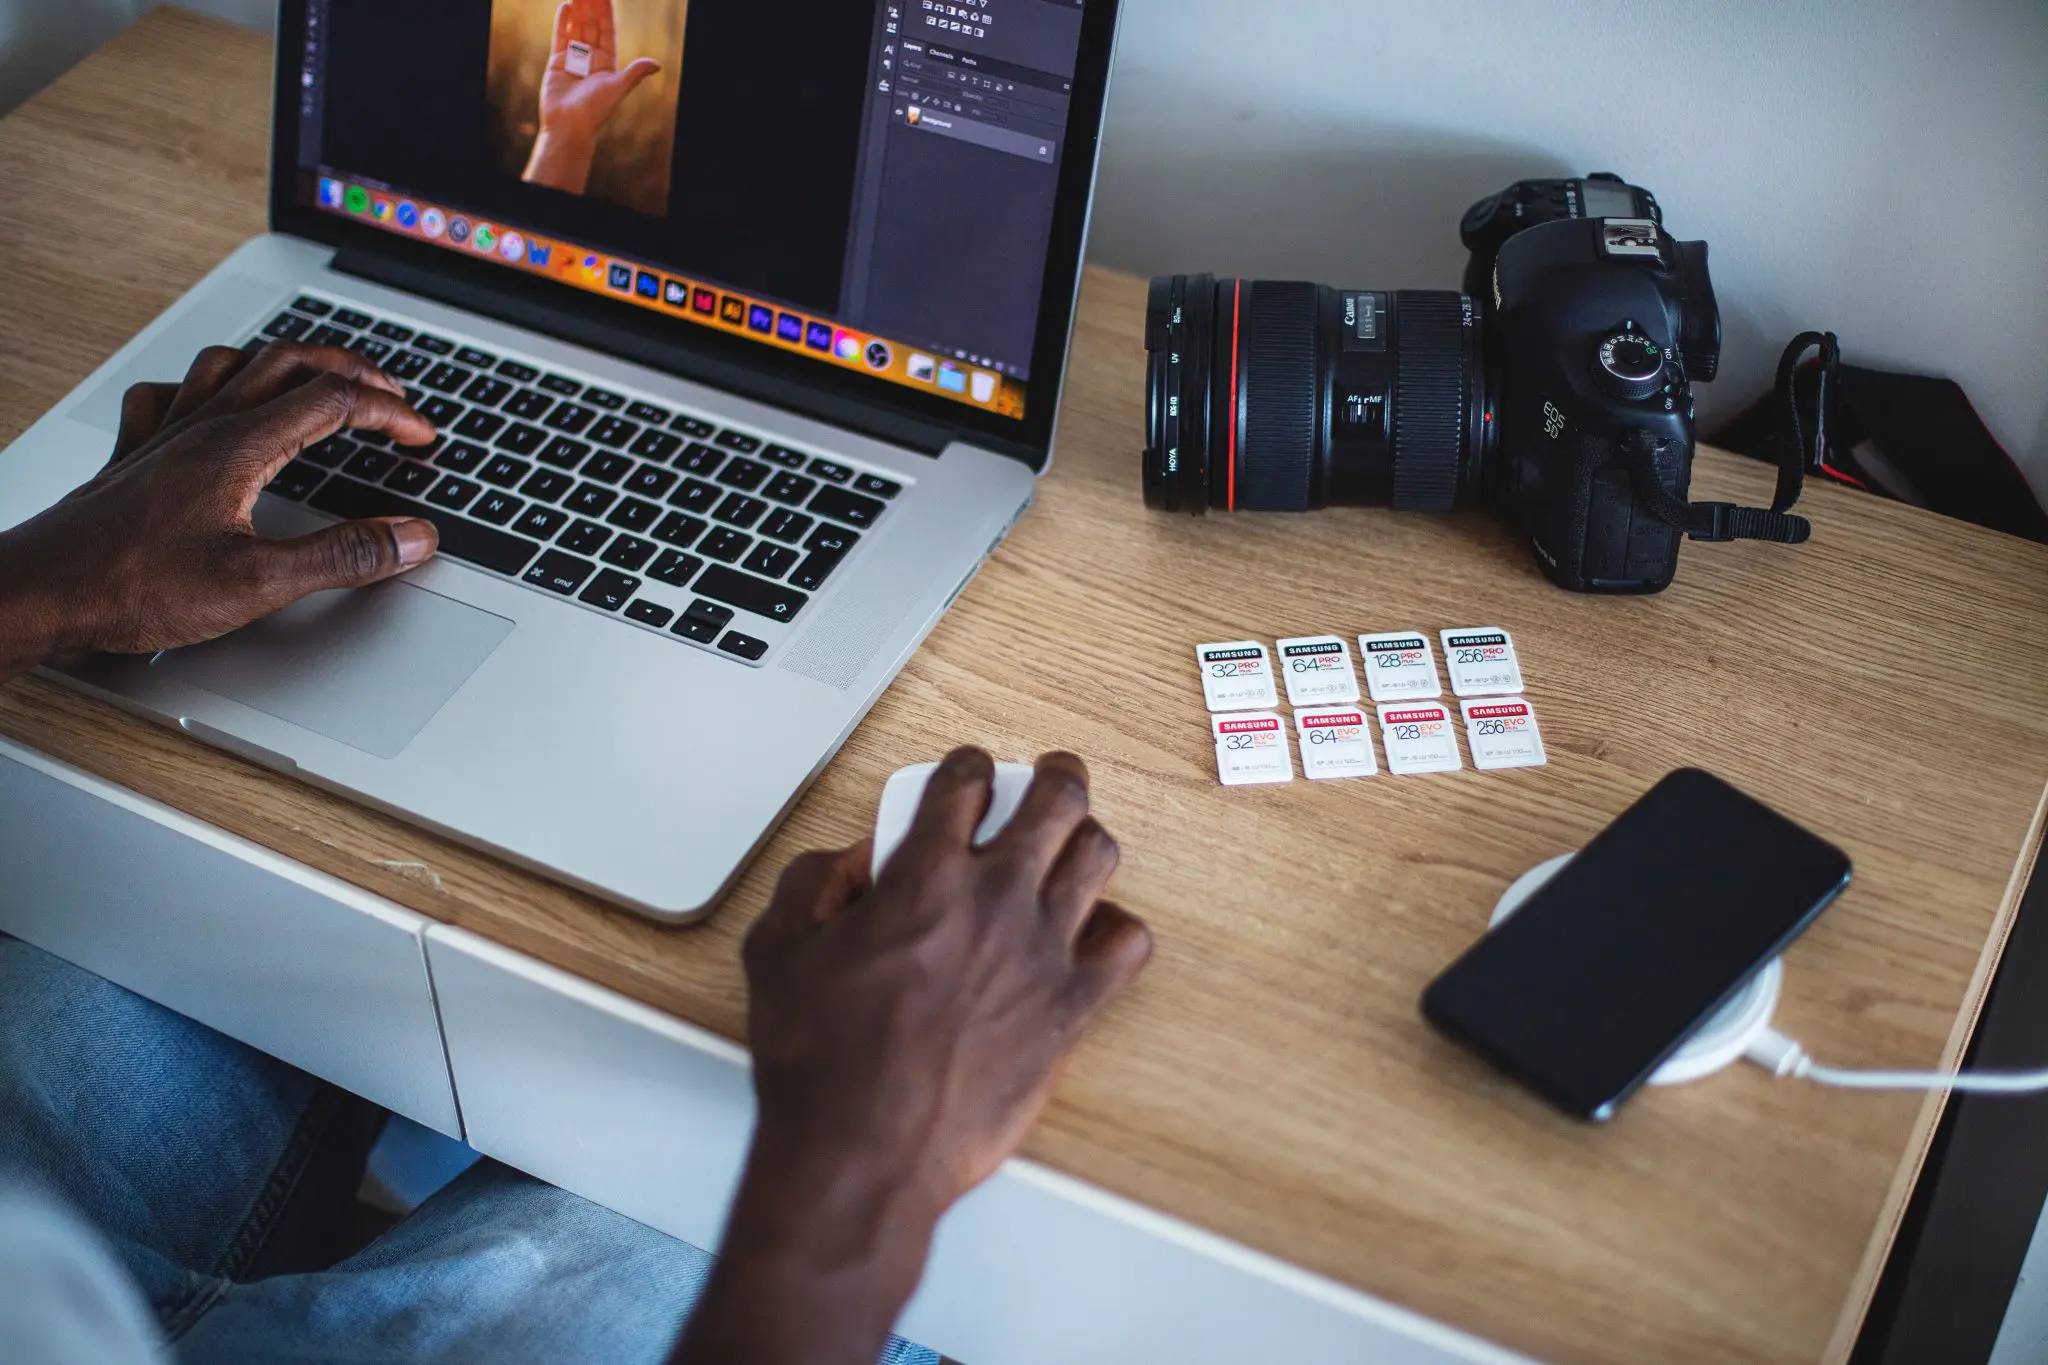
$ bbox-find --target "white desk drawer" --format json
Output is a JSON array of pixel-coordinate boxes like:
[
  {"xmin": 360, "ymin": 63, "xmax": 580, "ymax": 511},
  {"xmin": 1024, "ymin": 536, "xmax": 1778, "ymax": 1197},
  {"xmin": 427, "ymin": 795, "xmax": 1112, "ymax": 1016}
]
[
  {"xmin": 0, "ymin": 739, "xmax": 461, "ymax": 1138},
  {"xmin": 426, "ymin": 924, "xmax": 1528, "ymax": 1365}
]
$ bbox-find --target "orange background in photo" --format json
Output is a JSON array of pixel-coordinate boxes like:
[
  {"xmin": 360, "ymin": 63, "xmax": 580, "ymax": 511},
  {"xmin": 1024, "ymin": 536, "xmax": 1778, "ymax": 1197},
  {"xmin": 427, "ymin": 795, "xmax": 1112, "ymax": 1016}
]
[{"xmin": 486, "ymin": 0, "xmax": 690, "ymax": 217}]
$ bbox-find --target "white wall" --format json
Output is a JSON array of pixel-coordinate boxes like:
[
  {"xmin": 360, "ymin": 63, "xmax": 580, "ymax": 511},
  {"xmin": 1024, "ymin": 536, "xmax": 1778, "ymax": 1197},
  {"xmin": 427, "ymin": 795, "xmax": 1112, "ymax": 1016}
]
[
  {"xmin": 1090, "ymin": 0, "xmax": 2048, "ymax": 500},
  {"xmin": 5, "ymin": 1, "xmax": 2044, "ymax": 498}
]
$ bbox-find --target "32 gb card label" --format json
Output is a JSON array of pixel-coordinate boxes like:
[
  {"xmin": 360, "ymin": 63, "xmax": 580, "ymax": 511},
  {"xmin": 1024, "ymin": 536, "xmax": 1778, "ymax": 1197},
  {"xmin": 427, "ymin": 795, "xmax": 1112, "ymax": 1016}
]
[
  {"xmin": 1358, "ymin": 632, "xmax": 1442, "ymax": 702},
  {"xmin": 1461, "ymin": 697, "xmax": 1547, "ymax": 770},
  {"xmin": 1441, "ymin": 628, "xmax": 1525, "ymax": 697},
  {"xmin": 1196, "ymin": 641, "xmax": 1280, "ymax": 712},
  {"xmin": 1376, "ymin": 700, "xmax": 1463, "ymax": 775},
  {"xmin": 1277, "ymin": 635, "xmax": 1361, "ymax": 706},
  {"xmin": 1295, "ymin": 708, "xmax": 1377, "ymax": 779},
  {"xmin": 1212, "ymin": 712, "xmax": 1294, "ymax": 785}
]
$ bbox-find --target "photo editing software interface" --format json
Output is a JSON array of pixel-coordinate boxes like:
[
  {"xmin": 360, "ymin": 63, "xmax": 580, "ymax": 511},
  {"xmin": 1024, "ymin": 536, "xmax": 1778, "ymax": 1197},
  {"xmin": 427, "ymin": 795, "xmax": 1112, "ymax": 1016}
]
[{"xmin": 291, "ymin": 0, "xmax": 1093, "ymax": 422}]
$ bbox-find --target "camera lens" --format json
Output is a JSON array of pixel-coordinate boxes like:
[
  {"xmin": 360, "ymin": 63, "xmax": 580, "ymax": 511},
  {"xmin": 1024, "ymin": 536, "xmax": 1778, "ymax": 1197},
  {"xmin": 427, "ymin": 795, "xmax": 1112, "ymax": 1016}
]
[{"xmin": 1143, "ymin": 275, "xmax": 1489, "ymax": 514}]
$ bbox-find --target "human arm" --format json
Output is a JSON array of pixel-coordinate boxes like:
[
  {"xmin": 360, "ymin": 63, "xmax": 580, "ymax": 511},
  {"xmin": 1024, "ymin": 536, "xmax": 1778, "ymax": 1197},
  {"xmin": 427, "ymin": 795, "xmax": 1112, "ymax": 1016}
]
[
  {"xmin": 522, "ymin": 0, "xmax": 662, "ymax": 195},
  {"xmin": 0, "ymin": 342, "xmax": 440, "ymax": 685},
  {"xmin": 669, "ymin": 748, "xmax": 1154, "ymax": 1365}
]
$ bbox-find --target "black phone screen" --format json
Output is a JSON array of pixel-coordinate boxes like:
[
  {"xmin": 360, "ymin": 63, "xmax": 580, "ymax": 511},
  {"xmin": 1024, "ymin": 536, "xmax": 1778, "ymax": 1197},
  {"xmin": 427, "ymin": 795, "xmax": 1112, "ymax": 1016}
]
[{"xmin": 1421, "ymin": 769, "xmax": 1852, "ymax": 1120}]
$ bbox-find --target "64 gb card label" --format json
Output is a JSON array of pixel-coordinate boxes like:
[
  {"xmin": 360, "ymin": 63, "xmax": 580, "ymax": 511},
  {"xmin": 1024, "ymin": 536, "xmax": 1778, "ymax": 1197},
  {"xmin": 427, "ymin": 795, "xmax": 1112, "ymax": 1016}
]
[
  {"xmin": 1358, "ymin": 632, "xmax": 1442, "ymax": 702},
  {"xmin": 1277, "ymin": 635, "xmax": 1361, "ymax": 706},
  {"xmin": 1295, "ymin": 708, "xmax": 1377, "ymax": 779},
  {"xmin": 1376, "ymin": 700, "xmax": 1463, "ymax": 775},
  {"xmin": 1212, "ymin": 712, "xmax": 1294, "ymax": 786},
  {"xmin": 1441, "ymin": 628, "xmax": 1525, "ymax": 697},
  {"xmin": 1461, "ymin": 697, "xmax": 1546, "ymax": 770},
  {"xmin": 1196, "ymin": 641, "xmax": 1280, "ymax": 712}
]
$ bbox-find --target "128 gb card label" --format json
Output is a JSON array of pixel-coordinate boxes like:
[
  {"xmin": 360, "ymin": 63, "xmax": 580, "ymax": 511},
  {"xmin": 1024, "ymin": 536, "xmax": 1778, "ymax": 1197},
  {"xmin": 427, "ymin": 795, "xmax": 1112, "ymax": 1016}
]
[
  {"xmin": 1212, "ymin": 712, "xmax": 1294, "ymax": 785},
  {"xmin": 1441, "ymin": 628, "xmax": 1525, "ymax": 697},
  {"xmin": 1461, "ymin": 697, "xmax": 1546, "ymax": 769},
  {"xmin": 1358, "ymin": 632, "xmax": 1443, "ymax": 702},
  {"xmin": 1295, "ymin": 708, "xmax": 1377, "ymax": 779},
  {"xmin": 1196, "ymin": 641, "xmax": 1279, "ymax": 712},
  {"xmin": 1377, "ymin": 700, "xmax": 1463, "ymax": 775},
  {"xmin": 1277, "ymin": 635, "xmax": 1361, "ymax": 706}
]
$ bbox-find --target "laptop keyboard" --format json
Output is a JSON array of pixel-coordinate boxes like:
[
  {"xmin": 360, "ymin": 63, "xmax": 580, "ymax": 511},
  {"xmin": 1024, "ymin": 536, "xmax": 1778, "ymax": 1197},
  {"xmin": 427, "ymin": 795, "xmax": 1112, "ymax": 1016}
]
[{"xmin": 251, "ymin": 294, "xmax": 909, "ymax": 667}]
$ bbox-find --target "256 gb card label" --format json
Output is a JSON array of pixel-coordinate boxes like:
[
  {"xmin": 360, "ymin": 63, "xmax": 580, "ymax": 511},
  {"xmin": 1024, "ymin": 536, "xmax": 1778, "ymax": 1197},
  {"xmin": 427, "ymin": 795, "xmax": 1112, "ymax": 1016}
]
[
  {"xmin": 1212, "ymin": 712, "xmax": 1294, "ymax": 785},
  {"xmin": 1295, "ymin": 708, "xmax": 1377, "ymax": 779},
  {"xmin": 1358, "ymin": 631, "xmax": 1442, "ymax": 702},
  {"xmin": 1277, "ymin": 635, "xmax": 1361, "ymax": 706},
  {"xmin": 1377, "ymin": 700, "xmax": 1463, "ymax": 775},
  {"xmin": 1441, "ymin": 628, "xmax": 1524, "ymax": 697},
  {"xmin": 1196, "ymin": 641, "xmax": 1279, "ymax": 712},
  {"xmin": 1461, "ymin": 697, "xmax": 1546, "ymax": 770}
]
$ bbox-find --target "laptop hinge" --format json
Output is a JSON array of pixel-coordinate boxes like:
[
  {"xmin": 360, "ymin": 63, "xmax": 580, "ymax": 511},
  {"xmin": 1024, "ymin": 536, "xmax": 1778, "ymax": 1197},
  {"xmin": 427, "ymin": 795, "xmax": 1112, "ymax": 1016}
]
[{"xmin": 329, "ymin": 242, "xmax": 998, "ymax": 462}]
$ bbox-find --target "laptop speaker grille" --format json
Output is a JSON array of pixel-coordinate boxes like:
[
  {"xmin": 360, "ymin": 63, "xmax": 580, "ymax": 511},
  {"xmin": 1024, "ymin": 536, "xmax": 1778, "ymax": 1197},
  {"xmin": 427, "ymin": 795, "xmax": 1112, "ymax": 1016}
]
[{"xmin": 777, "ymin": 586, "xmax": 919, "ymax": 691}]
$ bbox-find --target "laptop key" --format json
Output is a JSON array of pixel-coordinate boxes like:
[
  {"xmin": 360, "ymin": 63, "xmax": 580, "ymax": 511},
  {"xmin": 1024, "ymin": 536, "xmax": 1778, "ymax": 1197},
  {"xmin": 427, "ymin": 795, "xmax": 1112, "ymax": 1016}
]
[
  {"xmin": 579, "ymin": 570, "xmax": 640, "ymax": 612},
  {"xmin": 669, "ymin": 479, "xmax": 720, "ymax": 514},
  {"xmin": 418, "ymin": 395, "xmax": 465, "ymax": 427},
  {"xmin": 462, "ymin": 376, "xmax": 514, "ymax": 407},
  {"xmin": 479, "ymin": 454, "xmax": 531, "ymax": 487},
  {"xmin": 761, "ymin": 444, "xmax": 809, "ymax": 469},
  {"xmin": 716, "ymin": 458, "xmax": 770, "ymax": 492},
  {"xmin": 714, "ymin": 493, "xmax": 768, "ymax": 529},
  {"xmin": 372, "ymin": 321, "xmax": 414, "ymax": 343},
  {"xmin": 413, "ymin": 334, "xmax": 455, "ymax": 355},
  {"xmin": 627, "ymin": 401, "xmax": 670, "ymax": 425},
  {"xmin": 423, "ymin": 363, "xmax": 473, "ymax": 394},
  {"xmin": 582, "ymin": 388, "xmax": 626, "ymax": 412},
  {"xmin": 854, "ymin": 474, "xmax": 903, "ymax": 499},
  {"xmin": 352, "ymin": 430, "xmax": 394, "ymax": 449},
  {"xmin": 588, "ymin": 416, "xmax": 639, "ymax": 448},
  {"xmin": 453, "ymin": 411, "xmax": 506, "ymax": 442},
  {"xmin": 649, "ymin": 550, "xmax": 705, "ymax": 588},
  {"xmin": 497, "ymin": 424, "xmax": 548, "ymax": 456},
  {"xmin": 537, "ymin": 436, "xmax": 590, "ymax": 468},
  {"xmin": 601, "ymin": 535, "xmax": 657, "ymax": 572},
  {"xmin": 787, "ymin": 548, "xmax": 847, "ymax": 593},
  {"xmin": 558, "ymin": 519, "xmax": 612, "ymax": 556},
  {"xmin": 265, "ymin": 459, "xmax": 325, "ymax": 501},
  {"xmin": 433, "ymin": 440, "xmax": 486, "ymax": 474},
  {"xmin": 303, "ymin": 435, "xmax": 357, "ymax": 469},
  {"xmin": 291, "ymin": 296, "xmax": 333, "ymax": 316},
  {"xmin": 350, "ymin": 338, "xmax": 394, "ymax": 363},
  {"xmin": 671, "ymin": 415, "xmax": 716, "ymax": 438},
  {"xmin": 808, "ymin": 458, "xmax": 854, "ymax": 484},
  {"xmin": 714, "ymin": 430, "xmax": 762, "ymax": 454},
  {"xmin": 626, "ymin": 600, "xmax": 674, "ymax": 629},
  {"xmin": 307, "ymin": 324, "xmax": 354, "ymax": 348},
  {"xmin": 696, "ymin": 565, "xmax": 808, "ymax": 625},
  {"xmin": 583, "ymin": 452, "xmax": 635, "ymax": 484},
  {"xmin": 263, "ymin": 312, "xmax": 312, "ymax": 341},
  {"xmin": 497, "ymin": 359, "xmax": 539, "ymax": 382},
  {"xmin": 653, "ymin": 512, "xmax": 706, "ymax": 548},
  {"xmin": 521, "ymin": 468, "xmax": 575, "ymax": 502},
  {"xmin": 684, "ymin": 600, "xmax": 734, "ymax": 629},
  {"xmin": 629, "ymin": 429, "xmax": 683, "ymax": 463},
  {"xmin": 332, "ymin": 308, "xmax": 374, "ymax": 330},
  {"xmin": 386, "ymin": 351, "xmax": 434, "ymax": 383},
  {"xmin": 761, "ymin": 509, "xmax": 814, "ymax": 544},
  {"xmin": 342, "ymin": 448, "xmax": 401, "ymax": 482},
  {"xmin": 701, "ymin": 529, "xmax": 751, "ymax": 563},
  {"xmin": 512, "ymin": 505, "xmax": 569, "ymax": 540},
  {"xmin": 504, "ymin": 389, "xmax": 554, "ymax": 421},
  {"xmin": 523, "ymin": 550, "xmax": 595, "ymax": 596},
  {"xmin": 672, "ymin": 614, "xmax": 720, "ymax": 644},
  {"xmin": 624, "ymin": 464, "xmax": 678, "ymax": 499},
  {"xmin": 427, "ymin": 475, "xmax": 482, "ymax": 511},
  {"xmin": 764, "ymin": 472, "xmax": 818, "ymax": 506},
  {"xmin": 718, "ymin": 632, "xmax": 770, "ymax": 662},
  {"xmin": 473, "ymin": 491, "xmax": 524, "ymax": 526},
  {"xmin": 545, "ymin": 403, "xmax": 596, "ymax": 434},
  {"xmin": 744, "ymin": 543, "xmax": 801, "ymax": 579},
  {"xmin": 456, "ymin": 347, "xmax": 497, "ymax": 369},
  {"xmin": 384, "ymin": 461, "xmax": 439, "ymax": 497},
  {"xmin": 806, "ymin": 524, "xmax": 859, "ymax": 555},
  {"xmin": 565, "ymin": 484, "xmax": 618, "ymax": 518},
  {"xmin": 608, "ymin": 498, "xmax": 660, "ymax": 533},
  {"xmin": 677, "ymin": 442, "xmax": 724, "ymax": 476},
  {"xmin": 308, "ymin": 478, "xmax": 542, "ymax": 576},
  {"xmin": 539, "ymin": 374, "xmax": 582, "ymax": 396},
  {"xmin": 810, "ymin": 486, "xmax": 886, "ymax": 529}
]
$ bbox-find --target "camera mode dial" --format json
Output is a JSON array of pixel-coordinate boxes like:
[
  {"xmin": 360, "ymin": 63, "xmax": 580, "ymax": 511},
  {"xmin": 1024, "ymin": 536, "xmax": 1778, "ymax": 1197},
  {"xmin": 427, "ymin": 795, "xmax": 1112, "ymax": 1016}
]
[{"xmin": 1593, "ymin": 325, "xmax": 1668, "ymax": 403}]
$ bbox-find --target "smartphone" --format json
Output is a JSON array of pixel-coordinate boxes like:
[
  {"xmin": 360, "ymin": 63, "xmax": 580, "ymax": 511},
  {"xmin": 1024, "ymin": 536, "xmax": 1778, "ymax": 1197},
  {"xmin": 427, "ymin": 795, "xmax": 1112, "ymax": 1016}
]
[{"xmin": 1421, "ymin": 769, "xmax": 1852, "ymax": 1120}]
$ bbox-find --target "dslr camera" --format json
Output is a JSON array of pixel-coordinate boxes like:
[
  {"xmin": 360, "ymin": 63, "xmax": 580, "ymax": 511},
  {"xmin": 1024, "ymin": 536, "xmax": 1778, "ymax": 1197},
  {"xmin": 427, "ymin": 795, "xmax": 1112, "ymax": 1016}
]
[{"xmin": 1143, "ymin": 173, "xmax": 1808, "ymax": 593}]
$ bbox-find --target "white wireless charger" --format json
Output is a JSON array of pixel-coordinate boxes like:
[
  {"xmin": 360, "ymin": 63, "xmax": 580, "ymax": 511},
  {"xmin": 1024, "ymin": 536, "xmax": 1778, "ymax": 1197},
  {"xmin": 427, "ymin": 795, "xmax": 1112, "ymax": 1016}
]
[{"xmin": 1492, "ymin": 854, "xmax": 1782, "ymax": 1086}]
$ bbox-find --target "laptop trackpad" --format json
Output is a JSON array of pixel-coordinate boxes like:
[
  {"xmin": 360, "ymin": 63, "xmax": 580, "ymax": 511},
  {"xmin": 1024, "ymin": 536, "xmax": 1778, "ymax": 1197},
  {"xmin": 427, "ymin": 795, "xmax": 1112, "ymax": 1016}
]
[{"xmin": 153, "ymin": 581, "xmax": 514, "ymax": 760}]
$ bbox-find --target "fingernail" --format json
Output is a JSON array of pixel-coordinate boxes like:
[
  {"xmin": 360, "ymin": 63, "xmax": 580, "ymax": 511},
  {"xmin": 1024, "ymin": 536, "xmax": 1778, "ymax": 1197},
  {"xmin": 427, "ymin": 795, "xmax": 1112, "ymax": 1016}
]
[{"xmin": 393, "ymin": 518, "xmax": 439, "ymax": 566}]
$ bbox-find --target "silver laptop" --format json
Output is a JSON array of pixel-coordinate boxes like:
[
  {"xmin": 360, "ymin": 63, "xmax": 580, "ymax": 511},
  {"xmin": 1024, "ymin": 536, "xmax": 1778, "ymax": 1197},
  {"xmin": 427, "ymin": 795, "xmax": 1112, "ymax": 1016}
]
[{"xmin": 0, "ymin": 0, "xmax": 1121, "ymax": 921}]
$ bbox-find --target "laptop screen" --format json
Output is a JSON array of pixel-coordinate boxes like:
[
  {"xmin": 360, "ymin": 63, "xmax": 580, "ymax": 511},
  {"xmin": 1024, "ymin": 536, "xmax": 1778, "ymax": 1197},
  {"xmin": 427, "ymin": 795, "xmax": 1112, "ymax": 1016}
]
[{"xmin": 284, "ymin": 0, "xmax": 1098, "ymax": 428}]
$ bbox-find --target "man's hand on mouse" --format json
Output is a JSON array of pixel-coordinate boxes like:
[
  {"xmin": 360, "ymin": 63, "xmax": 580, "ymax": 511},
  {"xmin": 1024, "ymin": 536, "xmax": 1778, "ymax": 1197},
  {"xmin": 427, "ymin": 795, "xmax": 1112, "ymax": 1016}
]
[
  {"xmin": 672, "ymin": 748, "xmax": 1154, "ymax": 1365},
  {"xmin": 0, "ymin": 341, "xmax": 440, "ymax": 681}
]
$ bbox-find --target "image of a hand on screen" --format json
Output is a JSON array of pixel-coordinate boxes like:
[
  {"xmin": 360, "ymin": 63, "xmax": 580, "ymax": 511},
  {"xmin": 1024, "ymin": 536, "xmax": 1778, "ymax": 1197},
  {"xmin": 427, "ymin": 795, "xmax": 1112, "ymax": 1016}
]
[{"xmin": 518, "ymin": 0, "xmax": 666, "ymax": 197}]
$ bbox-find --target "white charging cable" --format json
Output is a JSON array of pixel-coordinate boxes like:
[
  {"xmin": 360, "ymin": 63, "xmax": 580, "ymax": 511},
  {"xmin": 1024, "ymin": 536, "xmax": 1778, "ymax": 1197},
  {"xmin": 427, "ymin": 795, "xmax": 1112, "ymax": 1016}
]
[{"xmin": 1744, "ymin": 1028, "xmax": 2048, "ymax": 1094}]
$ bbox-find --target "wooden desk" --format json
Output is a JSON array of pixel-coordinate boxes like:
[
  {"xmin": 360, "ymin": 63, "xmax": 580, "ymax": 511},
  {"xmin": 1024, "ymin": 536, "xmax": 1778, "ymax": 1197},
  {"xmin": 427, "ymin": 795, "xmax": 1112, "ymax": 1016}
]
[{"xmin": 5, "ymin": 13, "xmax": 2047, "ymax": 1364}]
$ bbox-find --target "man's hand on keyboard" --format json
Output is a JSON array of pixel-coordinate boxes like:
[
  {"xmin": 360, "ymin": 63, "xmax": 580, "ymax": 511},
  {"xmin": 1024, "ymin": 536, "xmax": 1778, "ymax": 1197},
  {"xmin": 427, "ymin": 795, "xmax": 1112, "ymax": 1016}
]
[
  {"xmin": 0, "ymin": 341, "xmax": 439, "ymax": 680},
  {"xmin": 672, "ymin": 748, "xmax": 1153, "ymax": 1365}
]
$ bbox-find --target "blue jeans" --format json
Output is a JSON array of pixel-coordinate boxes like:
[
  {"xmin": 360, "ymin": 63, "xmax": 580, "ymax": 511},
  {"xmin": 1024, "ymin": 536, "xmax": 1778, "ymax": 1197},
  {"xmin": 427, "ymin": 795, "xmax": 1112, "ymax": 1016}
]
[{"xmin": 0, "ymin": 934, "xmax": 939, "ymax": 1365}]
